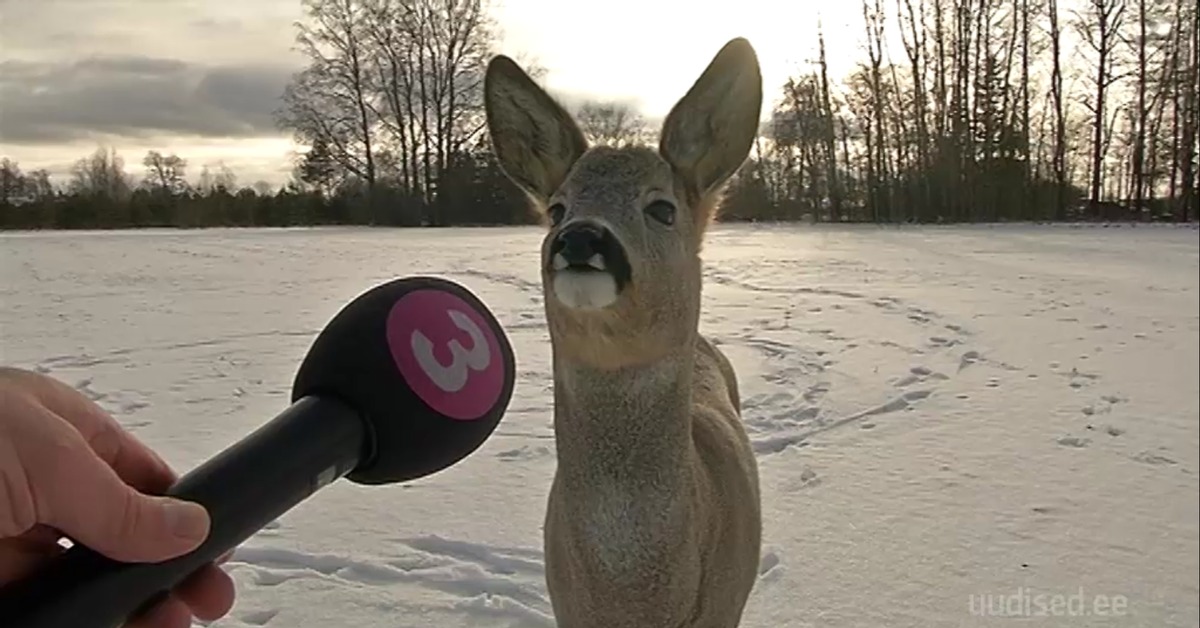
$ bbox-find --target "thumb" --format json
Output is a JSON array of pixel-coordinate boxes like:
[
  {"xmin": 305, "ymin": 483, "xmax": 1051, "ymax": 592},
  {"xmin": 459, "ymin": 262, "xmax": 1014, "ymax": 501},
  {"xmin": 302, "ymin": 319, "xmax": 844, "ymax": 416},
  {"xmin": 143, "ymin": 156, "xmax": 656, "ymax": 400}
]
[{"xmin": 37, "ymin": 446, "xmax": 211, "ymax": 563}]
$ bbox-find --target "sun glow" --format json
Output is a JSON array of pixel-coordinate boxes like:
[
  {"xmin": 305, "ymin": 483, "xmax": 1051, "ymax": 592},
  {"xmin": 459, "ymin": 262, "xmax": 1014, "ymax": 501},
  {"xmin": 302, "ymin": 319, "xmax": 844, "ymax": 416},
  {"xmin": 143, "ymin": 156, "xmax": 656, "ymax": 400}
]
[{"xmin": 491, "ymin": 0, "xmax": 874, "ymax": 120}]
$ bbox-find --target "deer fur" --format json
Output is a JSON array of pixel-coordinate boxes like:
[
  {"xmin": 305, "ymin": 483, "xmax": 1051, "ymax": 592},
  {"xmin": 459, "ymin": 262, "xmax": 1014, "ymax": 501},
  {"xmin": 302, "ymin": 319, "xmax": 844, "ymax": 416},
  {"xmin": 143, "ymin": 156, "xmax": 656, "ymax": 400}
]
[{"xmin": 483, "ymin": 38, "xmax": 764, "ymax": 627}]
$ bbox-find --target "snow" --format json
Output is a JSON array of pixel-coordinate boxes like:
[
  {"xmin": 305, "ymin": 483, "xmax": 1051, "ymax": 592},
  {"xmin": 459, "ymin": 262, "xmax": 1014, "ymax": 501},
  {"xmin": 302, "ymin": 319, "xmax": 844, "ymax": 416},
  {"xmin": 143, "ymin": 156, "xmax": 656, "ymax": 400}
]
[{"xmin": 1, "ymin": 223, "xmax": 1197, "ymax": 628}]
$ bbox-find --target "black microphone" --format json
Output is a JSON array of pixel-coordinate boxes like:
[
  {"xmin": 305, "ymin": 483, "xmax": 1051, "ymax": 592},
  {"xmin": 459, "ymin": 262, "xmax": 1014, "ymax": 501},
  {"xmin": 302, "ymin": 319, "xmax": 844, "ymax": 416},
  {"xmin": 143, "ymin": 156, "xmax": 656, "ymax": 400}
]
[{"xmin": 0, "ymin": 275, "xmax": 517, "ymax": 628}]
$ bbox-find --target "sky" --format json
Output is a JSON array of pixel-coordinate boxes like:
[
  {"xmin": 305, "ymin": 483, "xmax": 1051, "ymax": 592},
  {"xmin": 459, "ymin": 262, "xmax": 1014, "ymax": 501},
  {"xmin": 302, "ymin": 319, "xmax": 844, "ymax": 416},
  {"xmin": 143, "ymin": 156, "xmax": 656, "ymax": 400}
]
[{"xmin": 0, "ymin": 0, "xmax": 906, "ymax": 188}]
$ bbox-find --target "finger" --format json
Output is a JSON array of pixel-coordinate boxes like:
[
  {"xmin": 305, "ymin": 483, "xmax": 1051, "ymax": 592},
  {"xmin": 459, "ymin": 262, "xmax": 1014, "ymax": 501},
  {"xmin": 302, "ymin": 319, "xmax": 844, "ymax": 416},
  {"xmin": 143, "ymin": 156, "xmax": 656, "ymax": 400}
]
[
  {"xmin": 23, "ymin": 405, "xmax": 210, "ymax": 563},
  {"xmin": 2, "ymin": 368, "xmax": 117, "ymax": 439},
  {"xmin": 124, "ymin": 593, "xmax": 193, "ymax": 628},
  {"xmin": 174, "ymin": 563, "xmax": 237, "ymax": 621},
  {"xmin": 12, "ymin": 369, "xmax": 180, "ymax": 494},
  {"xmin": 85, "ymin": 416, "xmax": 178, "ymax": 495}
]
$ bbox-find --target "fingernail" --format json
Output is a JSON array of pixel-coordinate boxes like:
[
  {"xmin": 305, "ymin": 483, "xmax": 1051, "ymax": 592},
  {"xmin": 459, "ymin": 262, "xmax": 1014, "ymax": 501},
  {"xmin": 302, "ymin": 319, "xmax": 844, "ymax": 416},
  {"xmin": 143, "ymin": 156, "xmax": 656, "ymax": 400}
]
[{"xmin": 162, "ymin": 499, "xmax": 210, "ymax": 542}]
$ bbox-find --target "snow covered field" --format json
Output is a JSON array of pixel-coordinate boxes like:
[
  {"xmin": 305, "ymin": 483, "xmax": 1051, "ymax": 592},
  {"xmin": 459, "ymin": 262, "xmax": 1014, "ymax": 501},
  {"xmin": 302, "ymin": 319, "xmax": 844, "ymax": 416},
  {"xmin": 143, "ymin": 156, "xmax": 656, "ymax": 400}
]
[{"xmin": 2, "ymin": 223, "xmax": 1197, "ymax": 628}]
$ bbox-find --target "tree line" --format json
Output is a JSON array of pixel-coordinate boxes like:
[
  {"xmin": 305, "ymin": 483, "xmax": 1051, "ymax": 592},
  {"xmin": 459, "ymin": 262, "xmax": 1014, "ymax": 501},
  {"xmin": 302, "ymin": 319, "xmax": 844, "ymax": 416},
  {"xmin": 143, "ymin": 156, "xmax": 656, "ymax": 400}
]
[
  {"xmin": 2, "ymin": 0, "xmax": 1196, "ymax": 230},
  {"xmin": 739, "ymin": 0, "xmax": 1198, "ymax": 223}
]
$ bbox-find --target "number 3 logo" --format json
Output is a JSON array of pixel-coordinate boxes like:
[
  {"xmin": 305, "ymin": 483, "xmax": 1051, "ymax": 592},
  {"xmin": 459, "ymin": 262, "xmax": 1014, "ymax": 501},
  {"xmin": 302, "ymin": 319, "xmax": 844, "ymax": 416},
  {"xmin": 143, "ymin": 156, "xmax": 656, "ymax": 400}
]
[
  {"xmin": 410, "ymin": 309, "xmax": 492, "ymax": 393},
  {"xmin": 387, "ymin": 288, "xmax": 505, "ymax": 421}
]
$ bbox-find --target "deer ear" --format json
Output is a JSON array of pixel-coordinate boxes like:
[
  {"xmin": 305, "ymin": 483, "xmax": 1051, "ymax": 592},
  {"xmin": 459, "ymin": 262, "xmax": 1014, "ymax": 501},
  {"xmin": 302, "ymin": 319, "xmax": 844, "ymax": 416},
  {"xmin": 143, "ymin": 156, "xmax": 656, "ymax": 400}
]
[
  {"xmin": 659, "ymin": 38, "xmax": 762, "ymax": 204},
  {"xmin": 484, "ymin": 55, "xmax": 589, "ymax": 204}
]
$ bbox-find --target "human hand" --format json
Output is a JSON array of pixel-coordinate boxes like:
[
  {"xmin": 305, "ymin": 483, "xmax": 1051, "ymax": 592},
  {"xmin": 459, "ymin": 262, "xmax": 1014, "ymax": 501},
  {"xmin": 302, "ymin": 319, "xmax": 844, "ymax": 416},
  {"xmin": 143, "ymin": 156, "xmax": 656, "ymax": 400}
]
[{"xmin": 0, "ymin": 366, "xmax": 235, "ymax": 627}]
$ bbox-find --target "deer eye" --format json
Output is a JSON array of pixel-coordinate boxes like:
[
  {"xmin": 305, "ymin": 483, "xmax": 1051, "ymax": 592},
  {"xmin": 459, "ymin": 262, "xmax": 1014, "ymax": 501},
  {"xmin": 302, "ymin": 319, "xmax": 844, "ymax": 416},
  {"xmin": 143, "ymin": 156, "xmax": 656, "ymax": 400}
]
[
  {"xmin": 644, "ymin": 200, "xmax": 676, "ymax": 226},
  {"xmin": 547, "ymin": 203, "xmax": 566, "ymax": 226}
]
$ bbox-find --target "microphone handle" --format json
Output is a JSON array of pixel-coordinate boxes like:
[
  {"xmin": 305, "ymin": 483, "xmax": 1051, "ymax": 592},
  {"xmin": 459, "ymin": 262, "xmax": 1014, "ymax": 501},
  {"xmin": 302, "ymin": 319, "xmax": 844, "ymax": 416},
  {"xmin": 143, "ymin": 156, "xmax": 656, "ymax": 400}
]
[{"xmin": 0, "ymin": 395, "xmax": 368, "ymax": 628}]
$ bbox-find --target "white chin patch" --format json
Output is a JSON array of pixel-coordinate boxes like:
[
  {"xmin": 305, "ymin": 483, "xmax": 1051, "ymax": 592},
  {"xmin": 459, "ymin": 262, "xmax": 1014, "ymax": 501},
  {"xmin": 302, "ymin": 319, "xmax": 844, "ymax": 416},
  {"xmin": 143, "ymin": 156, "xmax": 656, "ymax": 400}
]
[{"xmin": 552, "ymin": 270, "xmax": 619, "ymax": 310}]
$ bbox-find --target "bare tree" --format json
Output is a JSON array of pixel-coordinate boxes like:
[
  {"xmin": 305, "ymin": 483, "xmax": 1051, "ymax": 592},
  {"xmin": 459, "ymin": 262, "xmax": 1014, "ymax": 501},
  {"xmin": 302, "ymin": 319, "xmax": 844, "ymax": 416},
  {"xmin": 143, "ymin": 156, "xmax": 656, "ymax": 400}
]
[
  {"xmin": 1, "ymin": 158, "xmax": 25, "ymax": 204},
  {"xmin": 69, "ymin": 147, "xmax": 132, "ymax": 201},
  {"xmin": 142, "ymin": 151, "xmax": 189, "ymax": 195},
  {"xmin": 1047, "ymin": 0, "xmax": 1069, "ymax": 218},
  {"xmin": 1018, "ymin": 0, "xmax": 1034, "ymax": 217},
  {"xmin": 573, "ymin": 100, "xmax": 651, "ymax": 147},
  {"xmin": 197, "ymin": 163, "xmax": 238, "ymax": 196},
  {"xmin": 20, "ymin": 0, "xmax": 1180, "ymax": 227},
  {"xmin": 277, "ymin": 0, "xmax": 378, "ymax": 203},
  {"xmin": 898, "ymin": 0, "xmax": 931, "ymax": 215},
  {"xmin": 816, "ymin": 23, "xmax": 845, "ymax": 218},
  {"xmin": 25, "ymin": 169, "xmax": 53, "ymax": 201},
  {"xmin": 862, "ymin": 0, "xmax": 891, "ymax": 220},
  {"xmin": 1074, "ymin": 0, "xmax": 1128, "ymax": 217},
  {"xmin": 1177, "ymin": 0, "xmax": 1199, "ymax": 219}
]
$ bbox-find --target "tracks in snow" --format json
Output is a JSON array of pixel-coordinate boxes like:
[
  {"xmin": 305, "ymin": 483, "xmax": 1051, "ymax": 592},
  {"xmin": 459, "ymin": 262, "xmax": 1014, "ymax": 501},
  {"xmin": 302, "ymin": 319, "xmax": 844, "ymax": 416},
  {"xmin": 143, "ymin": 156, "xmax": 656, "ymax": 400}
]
[
  {"xmin": 704, "ymin": 265, "xmax": 984, "ymax": 456},
  {"xmin": 225, "ymin": 534, "xmax": 784, "ymax": 627}
]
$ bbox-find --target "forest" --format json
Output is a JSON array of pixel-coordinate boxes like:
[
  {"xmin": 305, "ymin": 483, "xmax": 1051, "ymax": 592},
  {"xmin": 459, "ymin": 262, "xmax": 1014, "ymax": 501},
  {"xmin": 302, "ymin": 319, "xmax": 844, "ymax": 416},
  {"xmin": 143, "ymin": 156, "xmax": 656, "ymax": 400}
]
[{"xmin": 1, "ymin": 0, "xmax": 1196, "ymax": 230}]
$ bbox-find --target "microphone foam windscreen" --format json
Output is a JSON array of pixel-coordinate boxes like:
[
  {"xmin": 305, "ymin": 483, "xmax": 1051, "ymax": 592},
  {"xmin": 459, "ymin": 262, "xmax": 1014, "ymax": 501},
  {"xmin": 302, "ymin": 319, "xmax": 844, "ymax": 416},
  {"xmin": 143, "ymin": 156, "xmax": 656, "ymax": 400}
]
[{"xmin": 292, "ymin": 276, "xmax": 516, "ymax": 484}]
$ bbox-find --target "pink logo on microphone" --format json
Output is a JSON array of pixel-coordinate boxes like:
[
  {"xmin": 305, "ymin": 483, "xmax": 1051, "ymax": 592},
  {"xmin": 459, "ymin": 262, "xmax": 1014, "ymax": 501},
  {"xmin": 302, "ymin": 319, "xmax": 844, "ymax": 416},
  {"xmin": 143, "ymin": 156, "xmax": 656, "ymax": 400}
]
[{"xmin": 386, "ymin": 289, "xmax": 506, "ymax": 421}]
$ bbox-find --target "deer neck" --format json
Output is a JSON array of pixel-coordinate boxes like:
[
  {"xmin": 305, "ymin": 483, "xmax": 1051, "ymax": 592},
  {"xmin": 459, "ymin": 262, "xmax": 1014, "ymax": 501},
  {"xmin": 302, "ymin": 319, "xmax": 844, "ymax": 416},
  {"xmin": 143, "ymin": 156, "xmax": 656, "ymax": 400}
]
[
  {"xmin": 551, "ymin": 345, "xmax": 695, "ymax": 485},
  {"xmin": 549, "ymin": 343, "xmax": 697, "ymax": 574},
  {"xmin": 545, "ymin": 272, "xmax": 703, "ymax": 492}
]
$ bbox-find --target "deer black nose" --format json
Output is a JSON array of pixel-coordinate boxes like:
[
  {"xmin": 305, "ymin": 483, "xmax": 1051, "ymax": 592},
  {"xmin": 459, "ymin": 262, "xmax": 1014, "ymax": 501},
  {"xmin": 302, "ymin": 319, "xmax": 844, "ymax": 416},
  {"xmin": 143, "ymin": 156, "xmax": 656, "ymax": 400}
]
[{"xmin": 552, "ymin": 222, "xmax": 605, "ymax": 267}]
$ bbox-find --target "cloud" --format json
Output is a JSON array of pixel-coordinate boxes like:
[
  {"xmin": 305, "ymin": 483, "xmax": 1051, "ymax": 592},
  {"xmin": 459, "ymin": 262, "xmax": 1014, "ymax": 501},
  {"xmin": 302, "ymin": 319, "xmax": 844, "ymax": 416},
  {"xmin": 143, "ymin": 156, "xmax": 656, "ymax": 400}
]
[{"xmin": 0, "ymin": 55, "xmax": 296, "ymax": 144}]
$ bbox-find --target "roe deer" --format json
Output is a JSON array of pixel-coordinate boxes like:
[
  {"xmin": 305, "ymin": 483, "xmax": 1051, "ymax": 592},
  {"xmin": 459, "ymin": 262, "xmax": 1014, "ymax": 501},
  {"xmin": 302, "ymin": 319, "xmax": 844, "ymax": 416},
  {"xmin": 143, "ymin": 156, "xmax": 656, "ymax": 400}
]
[{"xmin": 483, "ymin": 38, "xmax": 764, "ymax": 627}]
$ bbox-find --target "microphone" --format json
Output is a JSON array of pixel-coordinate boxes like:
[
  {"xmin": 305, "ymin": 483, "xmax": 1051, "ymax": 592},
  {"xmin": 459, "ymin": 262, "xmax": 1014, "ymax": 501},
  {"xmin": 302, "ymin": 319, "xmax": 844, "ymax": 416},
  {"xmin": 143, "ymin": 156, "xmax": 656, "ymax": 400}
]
[{"xmin": 0, "ymin": 275, "xmax": 517, "ymax": 628}]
